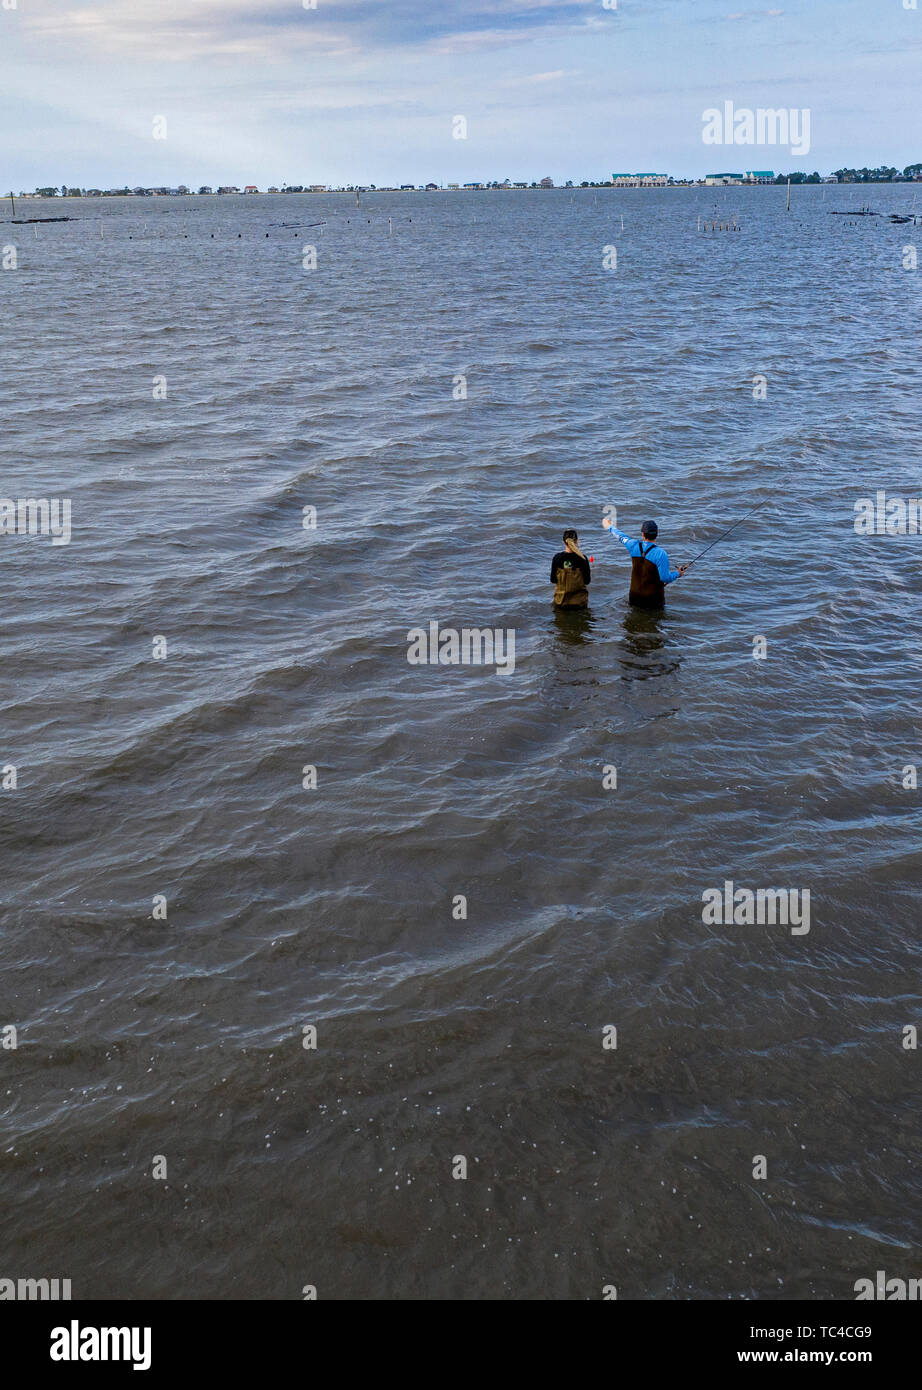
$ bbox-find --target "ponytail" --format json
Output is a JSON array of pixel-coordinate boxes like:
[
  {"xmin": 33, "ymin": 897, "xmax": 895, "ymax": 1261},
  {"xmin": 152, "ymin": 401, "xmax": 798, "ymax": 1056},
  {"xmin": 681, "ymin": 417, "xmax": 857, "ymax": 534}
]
[{"xmin": 562, "ymin": 530, "xmax": 586, "ymax": 561}]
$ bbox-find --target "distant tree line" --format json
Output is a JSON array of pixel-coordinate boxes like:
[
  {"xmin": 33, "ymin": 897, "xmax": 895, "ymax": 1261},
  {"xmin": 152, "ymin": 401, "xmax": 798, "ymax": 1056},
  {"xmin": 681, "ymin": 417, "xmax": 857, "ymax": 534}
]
[
  {"xmin": 774, "ymin": 172, "xmax": 823, "ymax": 184},
  {"xmin": 831, "ymin": 165, "xmax": 922, "ymax": 183}
]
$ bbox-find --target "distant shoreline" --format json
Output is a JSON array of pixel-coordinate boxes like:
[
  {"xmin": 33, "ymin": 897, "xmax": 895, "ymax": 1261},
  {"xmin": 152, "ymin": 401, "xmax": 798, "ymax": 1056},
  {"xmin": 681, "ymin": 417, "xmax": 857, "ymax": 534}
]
[{"xmin": 13, "ymin": 178, "xmax": 922, "ymax": 201}]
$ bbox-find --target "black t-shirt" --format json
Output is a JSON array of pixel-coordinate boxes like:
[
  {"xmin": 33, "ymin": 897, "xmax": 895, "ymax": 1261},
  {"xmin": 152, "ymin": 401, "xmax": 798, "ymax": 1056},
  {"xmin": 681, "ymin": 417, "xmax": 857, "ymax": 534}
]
[{"xmin": 550, "ymin": 550, "xmax": 591, "ymax": 585}]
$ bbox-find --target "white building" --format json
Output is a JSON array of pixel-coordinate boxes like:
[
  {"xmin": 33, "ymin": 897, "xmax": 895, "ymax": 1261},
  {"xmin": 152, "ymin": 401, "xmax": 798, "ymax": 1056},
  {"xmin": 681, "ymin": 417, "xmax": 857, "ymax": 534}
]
[{"xmin": 612, "ymin": 173, "xmax": 668, "ymax": 187}]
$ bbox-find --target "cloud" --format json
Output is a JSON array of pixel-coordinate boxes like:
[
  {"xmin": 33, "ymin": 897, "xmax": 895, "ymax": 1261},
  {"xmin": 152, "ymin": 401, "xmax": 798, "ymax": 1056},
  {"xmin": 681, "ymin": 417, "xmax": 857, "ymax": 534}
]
[
  {"xmin": 725, "ymin": 6, "xmax": 784, "ymax": 18},
  {"xmin": 23, "ymin": 0, "xmax": 601, "ymax": 61},
  {"xmin": 496, "ymin": 68, "xmax": 581, "ymax": 87}
]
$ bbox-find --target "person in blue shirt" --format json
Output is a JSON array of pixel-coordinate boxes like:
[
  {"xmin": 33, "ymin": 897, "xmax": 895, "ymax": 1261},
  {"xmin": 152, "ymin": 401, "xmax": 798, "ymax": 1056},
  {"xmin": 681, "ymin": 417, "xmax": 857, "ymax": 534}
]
[{"xmin": 602, "ymin": 516, "xmax": 687, "ymax": 608}]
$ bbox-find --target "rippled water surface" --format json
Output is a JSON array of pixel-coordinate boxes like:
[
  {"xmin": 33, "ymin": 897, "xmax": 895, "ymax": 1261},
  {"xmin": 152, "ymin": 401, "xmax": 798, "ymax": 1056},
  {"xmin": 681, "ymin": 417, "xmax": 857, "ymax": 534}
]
[{"xmin": 2, "ymin": 187, "xmax": 921, "ymax": 1299}]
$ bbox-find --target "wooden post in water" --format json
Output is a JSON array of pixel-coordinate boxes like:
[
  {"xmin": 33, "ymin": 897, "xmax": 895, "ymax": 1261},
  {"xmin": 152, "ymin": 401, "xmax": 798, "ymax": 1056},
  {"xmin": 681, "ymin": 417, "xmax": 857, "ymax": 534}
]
[
  {"xmin": 786, "ymin": 178, "xmax": 791, "ymax": 212},
  {"xmin": 9, "ymin": 192, "xmax": 14, "ymax": 218}
]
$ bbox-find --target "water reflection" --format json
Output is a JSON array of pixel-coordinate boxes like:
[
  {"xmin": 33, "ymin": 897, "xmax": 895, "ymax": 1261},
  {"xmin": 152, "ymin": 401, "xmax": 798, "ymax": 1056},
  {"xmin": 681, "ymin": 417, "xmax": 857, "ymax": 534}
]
[
  {"xmin": 538, "ymin": 605, "xmax": 603, "ymax": 708},
  {"xmin": 619, "ymin": 604, "xmax": 682, "ymax": 680},
  {"xmin": 551, "ymin": 605, "xmax": 597, "ymax": 646}
]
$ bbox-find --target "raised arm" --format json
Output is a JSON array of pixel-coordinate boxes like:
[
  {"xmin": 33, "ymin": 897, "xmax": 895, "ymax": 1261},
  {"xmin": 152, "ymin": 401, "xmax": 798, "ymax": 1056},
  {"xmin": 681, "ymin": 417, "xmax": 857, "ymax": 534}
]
[{"xmin": 602, "ymin": 517, "xmax": 637, "ymax": 554}]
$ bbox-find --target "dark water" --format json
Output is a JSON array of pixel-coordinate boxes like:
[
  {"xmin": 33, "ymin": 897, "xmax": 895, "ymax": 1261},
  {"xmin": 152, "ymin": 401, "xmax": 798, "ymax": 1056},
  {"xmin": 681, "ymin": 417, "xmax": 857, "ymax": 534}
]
[{"xmin": 2, "ymin": 187, "xmax": 921, "ymax": 1299}]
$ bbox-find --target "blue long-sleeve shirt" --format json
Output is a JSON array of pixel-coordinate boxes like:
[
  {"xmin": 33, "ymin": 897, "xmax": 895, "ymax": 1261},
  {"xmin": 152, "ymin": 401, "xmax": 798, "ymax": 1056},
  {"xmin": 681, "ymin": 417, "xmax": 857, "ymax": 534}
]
[{"xmin": 607, "ymin": 528, "xmax": 679, "ymax": 583}]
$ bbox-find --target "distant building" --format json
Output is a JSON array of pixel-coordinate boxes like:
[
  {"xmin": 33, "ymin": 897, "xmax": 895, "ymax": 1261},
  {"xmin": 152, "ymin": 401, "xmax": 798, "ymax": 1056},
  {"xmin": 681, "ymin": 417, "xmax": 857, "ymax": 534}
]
[
  {"xmin": 705, "ymin": 172, "xmax": 745, "ymax": 185},
  {"xmin": 447, "ymin": 183, "xmax": 460, "ymax": 190},
  {"xmin": 309, "ymin": 184, "xmax": 326, "ymax": 192},
  {"xmin": 244, "ymin": 185, "xmax": 259, "ymax": 194},
  {"xmin": 613, "ymin": 173, "xmax": 667, "ymax": 187},
  {"xmin": 425, "ymin": 182, "xmax": 439, "ymax": 190},
  {"xmin": 539, "ymin": 176, "xmax": 554, "ymax": 188},
  {"xmin": 744, "ymin": 170, "xmax": 774, "ymax": 183},
  {"xmin": 268, "ymin": 186, "xmax": 279, "ymax": 194},
  {"xmin": 198, "ymin": 186, "xmax": 213, "ymax": 195},
  {"xmin": 217, "ymin": 186, "xmax": 239, "ymax": 194}
]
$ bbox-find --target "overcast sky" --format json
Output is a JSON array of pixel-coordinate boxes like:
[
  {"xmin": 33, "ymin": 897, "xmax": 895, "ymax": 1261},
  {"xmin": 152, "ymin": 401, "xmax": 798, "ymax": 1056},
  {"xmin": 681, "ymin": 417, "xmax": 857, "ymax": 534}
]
[{"xmin": 2, "ymin": 0, "xmax": 920, "ymax": 188}]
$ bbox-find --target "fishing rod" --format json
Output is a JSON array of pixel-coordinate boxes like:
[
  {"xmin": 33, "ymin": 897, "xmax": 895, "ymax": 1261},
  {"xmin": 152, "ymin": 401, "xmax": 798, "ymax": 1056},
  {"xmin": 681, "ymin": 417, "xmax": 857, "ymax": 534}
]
[{"xmin": 682, "ymin": 496, "xmax": 774, "ymax": 571}]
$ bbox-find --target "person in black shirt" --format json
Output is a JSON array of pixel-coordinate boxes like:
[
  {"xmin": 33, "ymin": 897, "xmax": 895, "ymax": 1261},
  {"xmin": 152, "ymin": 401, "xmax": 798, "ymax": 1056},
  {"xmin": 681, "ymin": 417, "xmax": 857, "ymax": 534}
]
[{"xmin": 550, "ymin": 529, "xmax": 591, "ymax": 608}]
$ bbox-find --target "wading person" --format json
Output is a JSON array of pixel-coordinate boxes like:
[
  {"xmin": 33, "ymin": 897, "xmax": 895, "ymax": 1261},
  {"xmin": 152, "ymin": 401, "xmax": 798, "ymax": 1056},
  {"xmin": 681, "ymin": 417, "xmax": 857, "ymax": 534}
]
[
  {"xmin": 550, "ymin": 529, "xmax": 592, "ymax": 608},
  {"xmin": 602, "ymin": 517, "xmax": 686, "ymax": 607}
]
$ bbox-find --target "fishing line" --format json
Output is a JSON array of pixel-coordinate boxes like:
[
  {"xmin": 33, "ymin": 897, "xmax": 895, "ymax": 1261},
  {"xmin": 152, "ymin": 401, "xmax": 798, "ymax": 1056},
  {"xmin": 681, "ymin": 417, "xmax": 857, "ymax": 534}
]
[{"xmin": 683, "ymin": 496, "xmax": 775, "ymax": 570}]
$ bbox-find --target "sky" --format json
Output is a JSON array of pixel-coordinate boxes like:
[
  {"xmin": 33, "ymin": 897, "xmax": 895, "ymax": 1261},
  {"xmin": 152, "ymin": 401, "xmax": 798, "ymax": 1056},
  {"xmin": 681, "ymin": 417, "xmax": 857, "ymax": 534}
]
[{"xmin": 1, "ymin": 0, "xmax": 920, "ymax": 188}]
